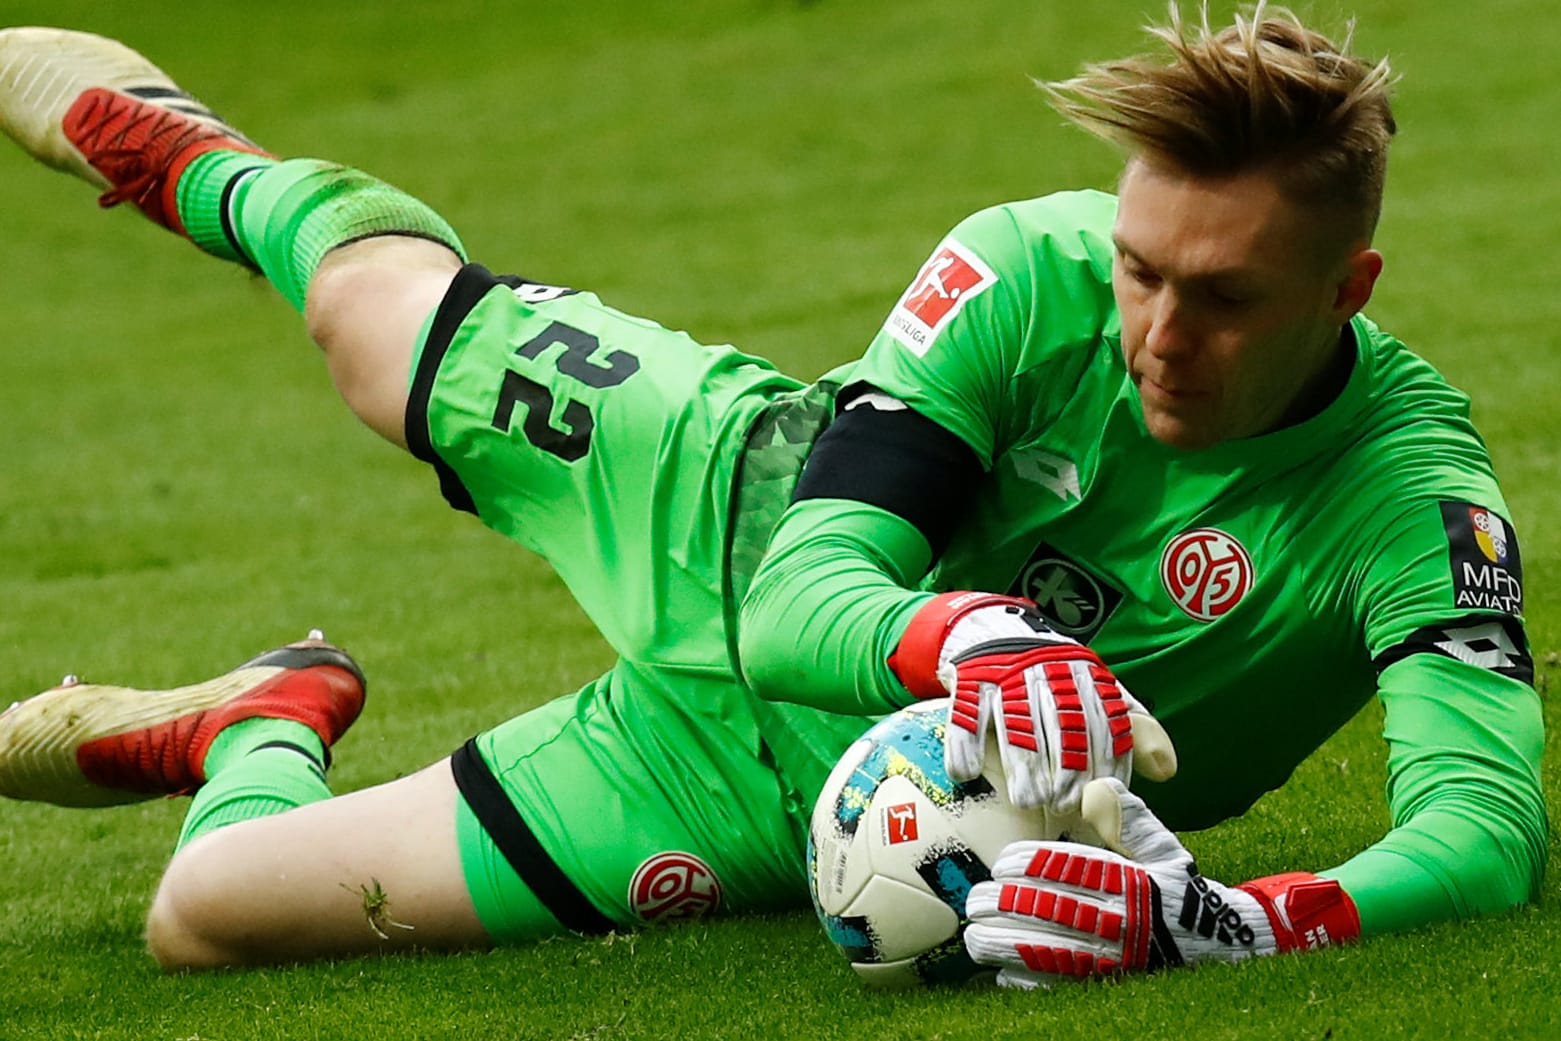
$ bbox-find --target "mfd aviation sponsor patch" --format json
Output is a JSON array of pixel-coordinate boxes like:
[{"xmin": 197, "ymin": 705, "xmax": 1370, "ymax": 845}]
[{"xmin": 1442, "ymin": 502, "xmax": 1523, "ymax": 615}]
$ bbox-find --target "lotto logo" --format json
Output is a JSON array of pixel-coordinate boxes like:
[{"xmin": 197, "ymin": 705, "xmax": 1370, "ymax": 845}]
[
  {"xmin": 1160, "ymin": 528, "xmax": 1253, "ymax": 622},
  {"xmin": 628, "ymin": 852, "xmax": 723, "ymax": 922},
  {"xmin": 884, "ymin": 239, "xmax": 996, "ymax": 356},
  {"xmin": 884, "ymin": 802, "xmax": 919, "ymax": 845},
  {"xmin": 509, "ymin": 281, "xmax": 576, "ymax": 304}
]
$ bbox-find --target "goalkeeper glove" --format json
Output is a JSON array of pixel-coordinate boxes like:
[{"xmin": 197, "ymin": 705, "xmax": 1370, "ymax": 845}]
[
  {"xmin": 888, "ymin": 592, "xmax": 1176, "ymax": 814},
  {"xmin": 963, "ymin": 778, "xmax": 1361, "ymax": 988}
]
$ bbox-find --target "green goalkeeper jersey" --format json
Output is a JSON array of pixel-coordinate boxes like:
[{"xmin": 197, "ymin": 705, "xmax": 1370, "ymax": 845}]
[{"xmin": 738, "ymin": 189, "xmax": 1546, "ymax": 935}]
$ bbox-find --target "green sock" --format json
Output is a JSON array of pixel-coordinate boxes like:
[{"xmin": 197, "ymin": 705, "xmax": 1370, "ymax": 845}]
[
  {"xmin": 173, "ymin": 150, "xmax": 467, "ymax": 311},
  {"xmin": 173, "ymin": 150, "xmax": 277, "ymax": 263},
  {"xmin": 174, "ymin": 717, "xmax": 332, "ymax": 852}
]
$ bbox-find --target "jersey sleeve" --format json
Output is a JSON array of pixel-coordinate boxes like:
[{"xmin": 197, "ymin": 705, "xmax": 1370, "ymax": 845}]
[
  {"xmin": 844, "ymin": 190, "xmax": 1118, "ymax": 467},
  {"xmin": 738, "ymin": 497, "xmax": 932, "ymax": 714},
  {"xmin": 1326, "ymin": 495, "xmax": 1546, "ymax": 933},
  {"xmin": 1323, "ymin": 653, "xmax": 1546, "ymax": 933},
  {"xmin": 739, "ymin": 192, "xmax": 1119, "ymax": 712}
]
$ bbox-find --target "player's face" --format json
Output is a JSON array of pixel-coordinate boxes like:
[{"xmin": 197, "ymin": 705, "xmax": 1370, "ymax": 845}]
[{"xmin": 1112, "ymin": 159, "xmax": 1379, "ymax": 451}]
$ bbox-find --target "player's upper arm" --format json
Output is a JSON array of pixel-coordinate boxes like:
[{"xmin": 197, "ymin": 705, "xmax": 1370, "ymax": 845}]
[
  {"xmin": 795, "ymin": 193, "xmax": 1118, "ymax": 556},
  {"xmin": 844, "ymin": 193, "xmax": 1117, "ymax": 463},
  {"xmin": 791, "ymin": 387, "xmax": 983, "ymax": 559}
]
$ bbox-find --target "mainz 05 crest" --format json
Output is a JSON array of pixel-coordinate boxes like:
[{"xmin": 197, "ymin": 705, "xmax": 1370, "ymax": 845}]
[
  {"xmin": 1160, "ymin": 528, "xmax": 1254, "ymax": 622},
  {"xmin": 628, "ymin": 852, "xmax": 722, "ymax": 922}
]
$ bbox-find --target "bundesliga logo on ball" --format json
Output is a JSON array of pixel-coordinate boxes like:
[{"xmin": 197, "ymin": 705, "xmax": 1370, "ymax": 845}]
[{"xmin": 807, "ymin": 702, "xmax": 1053, "ymax": 987}]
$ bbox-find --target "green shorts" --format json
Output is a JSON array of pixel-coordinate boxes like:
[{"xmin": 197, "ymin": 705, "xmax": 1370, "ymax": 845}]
[{"xmin": 407, "ymin": 263, "xmax": 815, "ymax": 940}]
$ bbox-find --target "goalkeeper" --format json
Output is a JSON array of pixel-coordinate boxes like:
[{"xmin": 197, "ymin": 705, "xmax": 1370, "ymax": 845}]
[{"xmin": 0, "ymin": 2, "xmax": 1544, "ymax": 984}]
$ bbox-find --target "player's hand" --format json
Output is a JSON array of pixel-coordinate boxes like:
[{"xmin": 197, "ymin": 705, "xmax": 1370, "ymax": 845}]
[
  {"xmin": 963, "ymin": 778, "xmax": 1362, "ymax": 989},
  {"xmin": 888, "ymin": 592, "xmax": 1176, "ymax": 813}
]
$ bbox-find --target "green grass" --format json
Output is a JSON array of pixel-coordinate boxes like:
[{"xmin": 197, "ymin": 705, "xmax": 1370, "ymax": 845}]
[{"xmin": 1, "ymin": 1, "xmax": 1557, "ymax": 1038}]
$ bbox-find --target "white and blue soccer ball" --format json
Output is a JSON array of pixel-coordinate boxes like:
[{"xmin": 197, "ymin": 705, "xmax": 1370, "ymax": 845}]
[{"xmin": 807, "ymin": 700, "xmax": 1051, "ymax": 987}]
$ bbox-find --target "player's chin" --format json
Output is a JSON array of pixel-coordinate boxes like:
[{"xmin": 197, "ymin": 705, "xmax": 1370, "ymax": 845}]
[{"xmin": 1142, "ymin": 409, "xmax": 1222, "ymax": 451}]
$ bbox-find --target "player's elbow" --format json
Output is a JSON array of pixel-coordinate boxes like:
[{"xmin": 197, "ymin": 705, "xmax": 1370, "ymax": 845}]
[
  {"xmin": 736, "ymin": 531, "xmax": 819, "ymax": 702},
  {"xmin": 1450, "ymin": 785, "xmax": 1547, "ymax": 916},
  {"xmin": 1494, "ymin": 802, "xmax": 1548, "ymax": 910},
  {"xmin": 1488, "ymin": 771, "xmax": 1547, "ymax": 910},
  {"xmin": 736, "ymin": 585, "xmax": 805, "ymax": 703}
]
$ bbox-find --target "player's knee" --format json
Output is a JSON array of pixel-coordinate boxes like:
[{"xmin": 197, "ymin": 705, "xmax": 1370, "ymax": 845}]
[
  {"xmin": 144, "ymin": 836, "xmax": 254, "ymax": 971},
  {"xmin": 304, "ymin": 248, "xmax": 380, "ymax": 368},
  {"xmin": 304, "ymin": 235, "xmax": 460, "ymax": 350},
  {"xmin": 304, "ymin": 237, "xmax": 460, "ymax": 447},
  {"xmin": 303, "ymin": 258, "xmax": 351, "ymax": 354}
]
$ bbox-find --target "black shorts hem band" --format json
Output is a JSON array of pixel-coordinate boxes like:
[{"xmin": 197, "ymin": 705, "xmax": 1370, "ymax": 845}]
[
  {"xmin": 449, "ymin": 737, "xmax": 618, "ymax": 936},
  {"xmin": 405, "ymin": 263, "xmax": 501, "ymax": 516}
]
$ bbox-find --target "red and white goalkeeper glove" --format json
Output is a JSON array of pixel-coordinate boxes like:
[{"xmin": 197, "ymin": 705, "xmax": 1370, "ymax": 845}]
[
  {"xmin": 889, "ymin": 592, "xmax": 1176, "ymax": 814},
  {"xmin": 964, "ymin": 778, "xmax": 1362, "ymax": 988}
]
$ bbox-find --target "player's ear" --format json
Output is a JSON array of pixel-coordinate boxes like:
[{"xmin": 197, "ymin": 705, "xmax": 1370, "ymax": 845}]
[{"xmin": 1331, "ymin": 246, "xmax": 1382, "ymax": 320}]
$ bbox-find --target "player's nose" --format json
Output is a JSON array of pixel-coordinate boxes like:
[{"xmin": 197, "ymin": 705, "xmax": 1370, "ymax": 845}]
[{"xmin": 1144, "ymin": 293, "xmax": 1196, "ymax": 360}]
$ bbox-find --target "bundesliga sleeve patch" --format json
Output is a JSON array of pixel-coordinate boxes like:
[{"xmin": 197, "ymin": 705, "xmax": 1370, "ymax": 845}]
[
  {"xmin": 883, "ymin": 238, "xmax": 997, "ymax": 357},
  {"xmin": 1441, "ymin": 501, "xmax": 1523, "ymax": 615}
]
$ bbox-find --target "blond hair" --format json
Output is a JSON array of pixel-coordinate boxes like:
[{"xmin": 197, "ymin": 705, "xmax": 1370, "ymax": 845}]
[{"xmin": 1044, "ymin": 3, "xmax": 1396, "ymax": 240}]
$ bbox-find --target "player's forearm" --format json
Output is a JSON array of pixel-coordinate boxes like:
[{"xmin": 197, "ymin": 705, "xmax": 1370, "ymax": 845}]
[
  {"xmin": 739, "ymin": 498, "xmax": 931, "ymax": 713},
  {"xmin": 1323, "ymin": 799, "xmax": 1546, "ymax": 935},
  {"xmin": 1325, "ymin": 654, "xmax": 1547, "ymax": 934}
]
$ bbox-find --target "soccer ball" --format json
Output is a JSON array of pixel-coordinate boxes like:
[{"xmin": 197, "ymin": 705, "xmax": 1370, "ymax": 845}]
[{"xmin": 807, "ymin": 700, "xmax": 1053, "ymax": 987}]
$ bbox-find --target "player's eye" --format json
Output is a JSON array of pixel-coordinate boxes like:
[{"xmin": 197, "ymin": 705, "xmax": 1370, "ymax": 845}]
[
  {"xmin": 1206, "ymin": 286, "xmax": 1253, "ymax": 309},
  {"xmin": 1124, "ymin": 262, "xmax": 1161, "ymax": 288}
]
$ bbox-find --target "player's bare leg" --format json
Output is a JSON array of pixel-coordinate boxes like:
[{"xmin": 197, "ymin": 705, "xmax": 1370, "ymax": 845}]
[
  {"xmin": 0, "ymin": 27, "xmax": 465, "ymax": 449},
  {"xmin": 0, "ymin": 636, "xmax": 489, "ymax": 968},
  {"xmin": 0, "ymin": 28, "xmax": 493, "ymax": 968},
  {"xmin": 147, "ymin": 759, "xmax": 486, "ymax": 969}
]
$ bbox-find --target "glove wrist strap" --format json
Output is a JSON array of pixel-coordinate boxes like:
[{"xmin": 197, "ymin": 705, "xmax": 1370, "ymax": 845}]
[
  {"xmin": 887, "ymin": 591, "xmax": 1033, "ymax": 700},
  {"xmin": 1237, "ymin": 872, "xmax": 1361, "ymax": 953}
]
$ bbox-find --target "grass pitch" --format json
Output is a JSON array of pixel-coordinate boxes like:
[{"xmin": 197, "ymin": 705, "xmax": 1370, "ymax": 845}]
[{"xmin": 0, "ymin": 2, "xmax": 1557, "ymax": 1039}]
